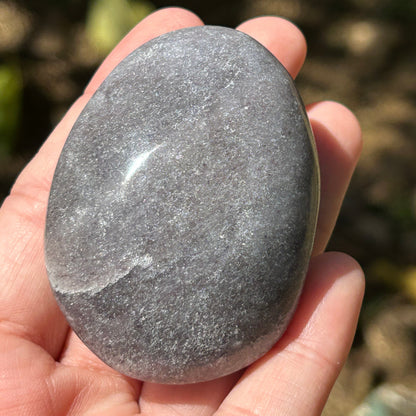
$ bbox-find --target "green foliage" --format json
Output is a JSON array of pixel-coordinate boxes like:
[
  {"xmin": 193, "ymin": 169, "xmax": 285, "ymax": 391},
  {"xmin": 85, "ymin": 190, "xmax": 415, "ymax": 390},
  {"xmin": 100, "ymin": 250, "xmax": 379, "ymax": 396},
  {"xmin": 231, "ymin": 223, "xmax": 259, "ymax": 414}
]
[
  {"xmin": 86, "ymin": 0, "xmax": 155, "ymax": 56},
  {"xmin": 0, "ymin": 63, "xmax": 22, "ymax": 159},
  {"xmin": 386, "ymin": 194, "xmax": 416, "ymax": 230},
  {"xmin": 368, "ymin": 259, "xmax": 416, "ymax": 303}
]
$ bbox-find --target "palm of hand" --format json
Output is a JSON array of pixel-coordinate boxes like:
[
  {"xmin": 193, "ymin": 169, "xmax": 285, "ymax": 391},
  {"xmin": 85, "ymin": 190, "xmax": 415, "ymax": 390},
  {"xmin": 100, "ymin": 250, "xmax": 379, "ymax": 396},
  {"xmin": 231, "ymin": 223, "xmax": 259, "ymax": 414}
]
[{"xmin": 0, "ymin": 8, "xmax": 364, "ymax": 416}]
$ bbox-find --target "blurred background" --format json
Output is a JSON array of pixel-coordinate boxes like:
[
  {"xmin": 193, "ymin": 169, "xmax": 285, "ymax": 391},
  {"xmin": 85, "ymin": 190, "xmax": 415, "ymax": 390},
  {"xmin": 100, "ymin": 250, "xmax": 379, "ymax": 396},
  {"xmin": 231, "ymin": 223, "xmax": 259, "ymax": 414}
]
[{"xmin": 0, "ymin": 0, "xmax": 415, "ymax": 414}]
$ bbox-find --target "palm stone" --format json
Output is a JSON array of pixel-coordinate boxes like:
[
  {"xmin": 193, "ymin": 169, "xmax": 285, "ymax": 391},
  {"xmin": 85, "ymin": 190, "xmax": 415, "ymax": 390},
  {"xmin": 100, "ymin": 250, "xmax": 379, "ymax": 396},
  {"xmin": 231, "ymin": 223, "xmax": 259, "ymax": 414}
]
[{"xmin": 45, "ymin": 25, "xmax": 320, "ymax": 384}]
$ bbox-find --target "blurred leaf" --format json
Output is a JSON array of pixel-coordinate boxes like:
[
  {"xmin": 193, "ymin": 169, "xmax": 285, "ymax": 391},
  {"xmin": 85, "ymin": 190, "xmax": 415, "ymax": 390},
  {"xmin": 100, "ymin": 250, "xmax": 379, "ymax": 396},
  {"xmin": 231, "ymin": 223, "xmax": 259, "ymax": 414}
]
[
  {"xmin": 387, "ymin": 194, "xmax": 416, "ymax": 230},
  {"xmin": 86, "ymin": 0, "xmax": 155, "ymax": 56},
  {"xmin": 402, "ymin": 267, "xmax": 416, "ymax": 303},
  {"xmin": 0, "ymin": 63, "xmax": 22, "ymax": 159},
  {"xmin": 368, "ymin": 259, "xmax": 416, "ymax": 303},
  {"xmin": 368, "ymin": 259, "xmax": 402, "ymax": 288},
  {"xmin": 130, "ymin": 0, "xmax": 155, "ymax": 22}
]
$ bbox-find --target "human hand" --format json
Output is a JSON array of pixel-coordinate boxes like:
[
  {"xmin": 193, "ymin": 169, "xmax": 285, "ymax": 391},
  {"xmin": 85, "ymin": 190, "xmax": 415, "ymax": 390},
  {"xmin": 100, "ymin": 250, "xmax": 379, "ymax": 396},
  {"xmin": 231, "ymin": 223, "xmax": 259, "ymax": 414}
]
[{"xmin": 0, "ymin": 8, "xmax": 364, "ymax": 416}]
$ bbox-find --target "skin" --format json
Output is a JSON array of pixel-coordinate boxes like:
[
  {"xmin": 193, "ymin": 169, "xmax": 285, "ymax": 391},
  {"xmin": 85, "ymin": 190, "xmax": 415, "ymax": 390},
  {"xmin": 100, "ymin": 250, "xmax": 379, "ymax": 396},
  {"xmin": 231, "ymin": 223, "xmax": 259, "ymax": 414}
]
[{"xmin": 0, "ymin": 8, "xmax": 364, "ymax": 416}]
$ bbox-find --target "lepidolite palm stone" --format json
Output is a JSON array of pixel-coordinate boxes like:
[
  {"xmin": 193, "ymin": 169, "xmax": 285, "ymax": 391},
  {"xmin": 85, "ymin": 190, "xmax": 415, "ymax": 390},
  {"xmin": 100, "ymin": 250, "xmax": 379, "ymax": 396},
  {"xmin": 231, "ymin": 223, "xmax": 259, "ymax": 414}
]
[{"xmin": 45, "ymin": 26, "xmax": 319, "ymax": 384}]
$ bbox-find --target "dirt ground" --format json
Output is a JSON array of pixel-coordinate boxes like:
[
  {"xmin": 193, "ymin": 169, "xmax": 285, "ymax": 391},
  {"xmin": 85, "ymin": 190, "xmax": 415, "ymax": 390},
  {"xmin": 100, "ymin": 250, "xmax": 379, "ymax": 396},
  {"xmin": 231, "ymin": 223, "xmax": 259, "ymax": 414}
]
[{"xmin": 1, "ymin": 0, "xmax": 415, "ymax": 413}]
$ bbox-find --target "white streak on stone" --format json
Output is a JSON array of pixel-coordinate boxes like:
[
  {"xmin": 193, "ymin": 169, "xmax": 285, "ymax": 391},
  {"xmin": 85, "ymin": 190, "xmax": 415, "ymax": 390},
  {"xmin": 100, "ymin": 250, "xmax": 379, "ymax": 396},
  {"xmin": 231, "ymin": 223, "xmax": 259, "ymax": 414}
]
[{"xmin": 124, "ymin": 144, "xmax": 163, "ymax": 183}]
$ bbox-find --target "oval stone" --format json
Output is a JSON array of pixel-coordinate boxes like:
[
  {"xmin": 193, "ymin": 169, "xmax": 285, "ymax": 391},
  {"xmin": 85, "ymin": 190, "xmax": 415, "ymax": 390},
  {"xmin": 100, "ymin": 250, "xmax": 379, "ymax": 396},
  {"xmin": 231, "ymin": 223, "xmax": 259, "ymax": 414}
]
[{"xmin": 45, "ymin": 26, "xmax": 319, "ymax": 384}]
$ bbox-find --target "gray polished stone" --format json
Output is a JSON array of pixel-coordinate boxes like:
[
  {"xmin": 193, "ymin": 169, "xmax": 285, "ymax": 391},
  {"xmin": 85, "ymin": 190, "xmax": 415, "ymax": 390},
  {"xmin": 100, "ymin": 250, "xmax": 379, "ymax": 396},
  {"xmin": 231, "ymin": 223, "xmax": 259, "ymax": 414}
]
[{"xmin": 45, "ymin": 26, "xmax": 319, "ymax": 384}]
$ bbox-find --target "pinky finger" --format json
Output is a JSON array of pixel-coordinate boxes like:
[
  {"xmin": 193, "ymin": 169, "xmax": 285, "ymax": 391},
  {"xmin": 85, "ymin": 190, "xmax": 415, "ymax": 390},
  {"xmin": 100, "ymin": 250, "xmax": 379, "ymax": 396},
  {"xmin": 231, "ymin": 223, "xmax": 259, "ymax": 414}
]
[{"xmin": 215, "ymin": 252, "xmax": 364, "ymax": 416}]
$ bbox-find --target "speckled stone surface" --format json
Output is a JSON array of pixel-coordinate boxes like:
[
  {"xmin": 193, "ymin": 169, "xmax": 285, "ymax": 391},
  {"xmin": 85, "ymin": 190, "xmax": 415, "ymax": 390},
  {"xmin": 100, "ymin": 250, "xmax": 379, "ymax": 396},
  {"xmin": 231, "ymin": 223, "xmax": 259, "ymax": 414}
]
[{"xmin": 45, "ymin": 26, "xmax": 319, "ymax": 384}]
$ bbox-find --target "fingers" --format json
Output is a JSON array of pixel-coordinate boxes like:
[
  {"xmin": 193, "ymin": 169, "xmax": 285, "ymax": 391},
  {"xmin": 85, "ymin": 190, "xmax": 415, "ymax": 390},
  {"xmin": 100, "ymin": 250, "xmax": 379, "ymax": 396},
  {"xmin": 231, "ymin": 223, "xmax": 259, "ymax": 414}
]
[
  {"xmin": 236, "ymin": 16, "xmax": 307, "ymax": 78},
  {"xmin": 215, "ymin": 252, "xmax": 365, "ymax": 416},
  {"xmin": 0, "ymin": 17, "xmax": 362, "ymax": 416},
  {"xmin": 0, "ymin": 7, "xmax": 204, "ymax": 359},
  {"xmin": 307, "ymin": 101, "xmax": 363, "ymax": 255}
]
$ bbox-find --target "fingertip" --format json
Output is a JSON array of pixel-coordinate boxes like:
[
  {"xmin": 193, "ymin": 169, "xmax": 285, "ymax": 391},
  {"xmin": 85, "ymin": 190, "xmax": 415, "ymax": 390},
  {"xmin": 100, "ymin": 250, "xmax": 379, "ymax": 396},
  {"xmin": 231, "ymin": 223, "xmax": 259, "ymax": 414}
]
[
  {"xmin": 307, "ymin": 100, "xmax": 363, "ymax": 162},
  {"xmin": 237, "ymin": 16, "xmax": 307, "ymax": 78},
  {"xmin": 311, "ymin": 251, "xmax": 365, "ymax": 292},
  {"xmin": 310, "ymin": 250, "xmax": 362, "ymax": 273},
  {"xmin": 307, "ymin": 101, "xmax": 363, "ymax": 254},
  {"xmin": 332, "ymin": 252, "xmax": 365, "ymax": 302},
  {"xmin": 145, "ymin": 6, "xmax": 204, "ymax": 29}
]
